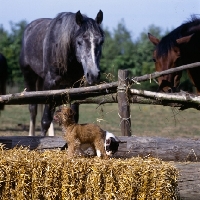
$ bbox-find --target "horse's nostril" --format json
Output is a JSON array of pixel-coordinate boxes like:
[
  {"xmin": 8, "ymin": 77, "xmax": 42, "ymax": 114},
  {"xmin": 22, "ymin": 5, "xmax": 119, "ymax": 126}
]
[
  {"xmin": 86, "ymin": 73, "xmax": 89, "ymax": 78},
  {"xmin": 168, "ymin": 88, "xmax": 172, "ymax": 93}
]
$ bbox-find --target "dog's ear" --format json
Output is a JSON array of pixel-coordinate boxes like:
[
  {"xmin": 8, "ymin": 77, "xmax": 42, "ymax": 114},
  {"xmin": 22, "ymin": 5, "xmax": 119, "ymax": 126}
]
[{"xmin": 55, "ymin": 109, "xmax": 61, "ymax": 114}]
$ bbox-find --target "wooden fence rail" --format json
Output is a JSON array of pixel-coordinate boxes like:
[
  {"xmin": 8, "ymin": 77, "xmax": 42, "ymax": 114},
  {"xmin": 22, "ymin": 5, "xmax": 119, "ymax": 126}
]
[{"xmin": 0, "ymin": 62, "xmax": 200, "ymax": 105}]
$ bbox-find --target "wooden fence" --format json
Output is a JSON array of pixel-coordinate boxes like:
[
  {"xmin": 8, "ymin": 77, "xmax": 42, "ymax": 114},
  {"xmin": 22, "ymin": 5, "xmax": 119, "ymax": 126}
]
[
  {"xmin": 1, "ymin": 62, "xmax": 200, "ymax": 135},
  {"xmin": 1, "ymin": 62, "xmax": 200, "ymax": 199}
]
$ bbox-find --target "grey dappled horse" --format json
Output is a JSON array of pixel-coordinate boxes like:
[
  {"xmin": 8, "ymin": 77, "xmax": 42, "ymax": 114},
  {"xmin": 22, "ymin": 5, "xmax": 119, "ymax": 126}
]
[{"xmin": 20, "ymin": 10, "xmax": 104, "ymax": 136}]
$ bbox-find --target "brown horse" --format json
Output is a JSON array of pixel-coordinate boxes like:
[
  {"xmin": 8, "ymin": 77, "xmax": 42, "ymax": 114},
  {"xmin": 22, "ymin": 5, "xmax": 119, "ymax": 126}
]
[
  {"xmin": 0, "ymin": 53, "xmax": 7, "ymax": 110},
  {"xmin": 148, "ymin": 16, "xmax": 200, "ymax": 94}
]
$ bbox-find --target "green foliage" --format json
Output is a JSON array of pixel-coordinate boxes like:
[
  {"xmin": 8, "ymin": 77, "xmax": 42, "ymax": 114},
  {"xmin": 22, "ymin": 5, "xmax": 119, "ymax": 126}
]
[
  {"xmin": 100, "ymin": 22, "xmax": 164, "ymax": 91},
  {"xmin": 0, "ymin": 21, "xmax": 27, "ymax": 87},
  {"xmin": 101, "ymin": 21, "xmax": 135, "ymax": 79}
]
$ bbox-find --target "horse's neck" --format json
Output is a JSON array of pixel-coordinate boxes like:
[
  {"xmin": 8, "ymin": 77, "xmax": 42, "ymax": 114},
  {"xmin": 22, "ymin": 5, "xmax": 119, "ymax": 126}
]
[{"xmin": 63, "ymin": 60, "xmax": 84, "ymax": 87}]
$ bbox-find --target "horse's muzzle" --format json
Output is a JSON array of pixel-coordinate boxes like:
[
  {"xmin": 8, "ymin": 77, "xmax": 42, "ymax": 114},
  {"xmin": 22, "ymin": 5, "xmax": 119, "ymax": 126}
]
[
  {"xmin": 157, "ymin": 81, "xmax": 179, "ymax": 93},
  {"xmin": 86, "ymin": 70, "xmax": 100, "ymax": 85}
]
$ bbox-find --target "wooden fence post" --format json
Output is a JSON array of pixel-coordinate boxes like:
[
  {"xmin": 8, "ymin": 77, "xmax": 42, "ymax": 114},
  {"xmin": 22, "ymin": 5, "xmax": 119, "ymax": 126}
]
[{"xmin": 117, "ymin": 70, "xmax": 131, "ymax": 136}]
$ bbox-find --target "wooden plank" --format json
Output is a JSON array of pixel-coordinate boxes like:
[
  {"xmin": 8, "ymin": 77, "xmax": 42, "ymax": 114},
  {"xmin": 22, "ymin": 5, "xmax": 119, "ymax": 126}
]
[
  {"xmin": 0, "ymin": 139, "xmax": 12, "ymax": 149},
  {"xmin": 124, "ymin": 136, "xmax": 200, "ymax": 162},
  {"xmin": 1, "ymin": 136, "xmax": 200, "ymax": 162},
  {"xmin": 174, "ymin": 162, "xmax": 200, "ymax": 200},
  {"xmin": 0, "ymin": 136, "xmax": 66, "ymax": 150}
]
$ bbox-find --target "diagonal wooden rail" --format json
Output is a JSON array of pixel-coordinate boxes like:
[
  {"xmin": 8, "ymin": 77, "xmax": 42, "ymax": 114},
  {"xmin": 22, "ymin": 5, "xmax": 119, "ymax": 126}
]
[{"xmin": 130, "ymin": 62, "xmax": 200, "ymax": 83}]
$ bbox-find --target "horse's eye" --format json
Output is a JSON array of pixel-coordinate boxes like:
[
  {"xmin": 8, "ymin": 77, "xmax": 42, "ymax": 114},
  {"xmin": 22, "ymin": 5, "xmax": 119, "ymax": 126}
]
[
  {"xmin": 175, "ymin": 57, "xmax": 181, "ymax": 66},
  {"xmin": 152, "ymin": 58, "xmax": 156, "ymax": 62},
  {"xmin": 99, "ymin": 40, "xmax": 104, "ymax": 45}
]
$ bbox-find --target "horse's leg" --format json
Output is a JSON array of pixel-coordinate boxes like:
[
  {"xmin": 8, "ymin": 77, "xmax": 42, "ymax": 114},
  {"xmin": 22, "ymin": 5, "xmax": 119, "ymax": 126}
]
[
  {"xmin": 36, "ymin": 77, "xmax": 54, "ymax": 136},
  {"xmin": 39, "ymin": 104, "xmax": 54, "ymax": 136},
  {"xmin": 29, "ymin": 104, "xmax": 37, "ymax": 136},
  {"xmin": 70, "ymin": 103, "xmax": 79, "ymax": 123},
  {"xmin": 0, "ymin": 68, "xmax": 7, "ymax": 110},
  {"xmin": 0, "ymin": 79, "xmax": 5, "ymax": 110},
  {"xmin": 22, "ymin": 69, "xmax": 38, "ymax": 136},
  {"xmin": 48, "ymin": 122, "xmax": 54, "ymax": 136},
  {"xmin": 41, "ymin": 104, "xmax": 55, "ymax": 136},
  {"xmin": 41, "ymin": 73, "xmax": 61, "ymax": 136},
  {"xmin": 41, "ymin": 98, "xmax": 78, "ymax": 137}
]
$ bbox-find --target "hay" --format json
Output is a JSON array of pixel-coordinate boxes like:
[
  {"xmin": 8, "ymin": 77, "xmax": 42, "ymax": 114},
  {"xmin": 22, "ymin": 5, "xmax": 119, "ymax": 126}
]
[{"xmin": 0, "ymin": 145, "xmax": 179, "ymax": 199}]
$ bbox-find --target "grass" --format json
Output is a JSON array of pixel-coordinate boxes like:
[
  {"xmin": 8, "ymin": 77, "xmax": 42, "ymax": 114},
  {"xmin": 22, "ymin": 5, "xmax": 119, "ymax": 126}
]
[{"xmin": 0, "ymin": 103, "xmax": 200, "ymax": 138}]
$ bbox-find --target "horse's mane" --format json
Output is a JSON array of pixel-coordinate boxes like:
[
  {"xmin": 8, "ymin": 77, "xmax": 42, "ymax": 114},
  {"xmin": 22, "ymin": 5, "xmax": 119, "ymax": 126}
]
[
  {"xmin": 45, "ymin": 12, "xmax": 104, "ymax": 71},
  {"xmin": 157, "ymin": 15, "xmax": 200, "ymax": 58}
]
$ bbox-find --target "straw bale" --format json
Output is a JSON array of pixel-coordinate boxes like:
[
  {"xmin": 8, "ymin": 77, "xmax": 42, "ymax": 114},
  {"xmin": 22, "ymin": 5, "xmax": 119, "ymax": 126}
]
[{"xmin": 0, "ymin": 144, "xmax": 179, "ymax": 199}]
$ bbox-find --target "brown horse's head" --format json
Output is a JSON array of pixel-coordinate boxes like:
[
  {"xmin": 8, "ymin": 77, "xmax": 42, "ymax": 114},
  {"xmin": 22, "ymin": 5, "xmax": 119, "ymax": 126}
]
[{"xmin": 148, "ymin": 33, "xmax": 193, "ymax": 93}]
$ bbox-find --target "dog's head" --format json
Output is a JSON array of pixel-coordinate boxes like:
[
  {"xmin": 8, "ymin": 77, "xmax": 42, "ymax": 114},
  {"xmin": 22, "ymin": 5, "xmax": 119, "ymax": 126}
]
[
  {"xmin": 54, "ymin": 107, "xmax": 75, "ymax": 126},
  {"xmin": 105, "ymin": 131, "xmax": 119, "ymax": 156}
]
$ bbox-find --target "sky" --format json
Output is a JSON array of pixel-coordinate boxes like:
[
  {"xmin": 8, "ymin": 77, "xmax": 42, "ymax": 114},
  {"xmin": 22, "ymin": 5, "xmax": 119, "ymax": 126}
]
[{"xmin": 0, "ymin": 0, "xmax": 200, "ymax": 40}]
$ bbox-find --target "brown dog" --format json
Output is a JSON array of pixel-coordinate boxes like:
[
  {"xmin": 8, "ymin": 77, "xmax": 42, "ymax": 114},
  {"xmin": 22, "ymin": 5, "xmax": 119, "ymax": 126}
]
[{"xmin": 54, "ymin": 106, "xmax": 109, "ymax": 158}]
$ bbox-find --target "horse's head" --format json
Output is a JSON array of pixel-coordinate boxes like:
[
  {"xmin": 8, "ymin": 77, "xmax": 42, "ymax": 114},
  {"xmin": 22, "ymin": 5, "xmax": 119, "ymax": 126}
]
[
  {"xmin": 148, "ymin": 33, "xmax": 194, "ymax": 93},
  {"xmin": 74, "ymin": 10, "xmax": 104, "ymax": 85}
]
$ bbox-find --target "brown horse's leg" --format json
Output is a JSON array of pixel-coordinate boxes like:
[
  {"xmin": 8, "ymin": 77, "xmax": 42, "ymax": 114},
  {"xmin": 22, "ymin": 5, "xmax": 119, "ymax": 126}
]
[
  {"xmin": 0, "ymin": 80, "xmax": 6, "ymax": 110},
  {"xmin": 0, "ymin": 59, "xmax": 7, "ymax": 110}
]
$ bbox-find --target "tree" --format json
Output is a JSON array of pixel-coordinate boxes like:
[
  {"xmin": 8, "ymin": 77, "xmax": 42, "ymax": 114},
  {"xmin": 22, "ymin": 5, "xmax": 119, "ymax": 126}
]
[
  {"xmin": 0, "ymin": 20, "xmax": 27, "ymax": 87},
  {"xmin": 100, "ymin": 23, "xmax": 164, "ymax": 91},
  {"xmin": 100, "ymin": 20, "xmax": 136, "ymax": 81},
  {"xmin": 131, "ymin": 25, "xmax": 163, "ymax": 90}
]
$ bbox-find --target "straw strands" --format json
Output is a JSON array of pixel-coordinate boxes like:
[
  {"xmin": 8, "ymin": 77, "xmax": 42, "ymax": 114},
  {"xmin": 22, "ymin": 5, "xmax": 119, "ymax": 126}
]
[{"xmin": 0, "ymin": 145, "xmax": 179, "ymax": 199}]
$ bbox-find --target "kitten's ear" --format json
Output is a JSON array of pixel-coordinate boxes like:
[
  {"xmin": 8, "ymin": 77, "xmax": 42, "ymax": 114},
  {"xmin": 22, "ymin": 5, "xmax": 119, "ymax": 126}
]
[{"xmin": 106, "ymin": 138, "xmax": 111, "ymax": 145}]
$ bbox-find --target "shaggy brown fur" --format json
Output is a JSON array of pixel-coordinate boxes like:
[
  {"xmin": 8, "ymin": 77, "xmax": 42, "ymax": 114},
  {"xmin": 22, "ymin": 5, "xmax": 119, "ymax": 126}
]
[{"xmin": 54, "ymin": 106, "xmax": 108, "ymax": 158}]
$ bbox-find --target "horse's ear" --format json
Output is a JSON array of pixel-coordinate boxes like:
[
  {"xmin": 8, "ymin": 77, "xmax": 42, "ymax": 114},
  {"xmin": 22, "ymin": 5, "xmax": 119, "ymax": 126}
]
[
  {"xmin": 148, "ymin": 33, "xmax": 160, "ymax": 46},
  {"xmin": 95, "ymin": 10, "xmax": 103, "ymax": 24},
  {"xmin": 76, "ymin": 10, "xmax": 83, "ymax": 26},
  {"xmin": 176, "ymin": 34, "xmax": 194, "ymax": 44}
]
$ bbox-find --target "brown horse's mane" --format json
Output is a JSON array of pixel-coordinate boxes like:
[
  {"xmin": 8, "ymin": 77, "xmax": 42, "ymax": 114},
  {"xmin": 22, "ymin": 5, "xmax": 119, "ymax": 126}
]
[
  {"xmin": 156, "ymin": 15, "xmax": 200, "ymax": 58},
  {"xmin": 45, "ymin": 12, "xmax": 104, "ymax": 72}
]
